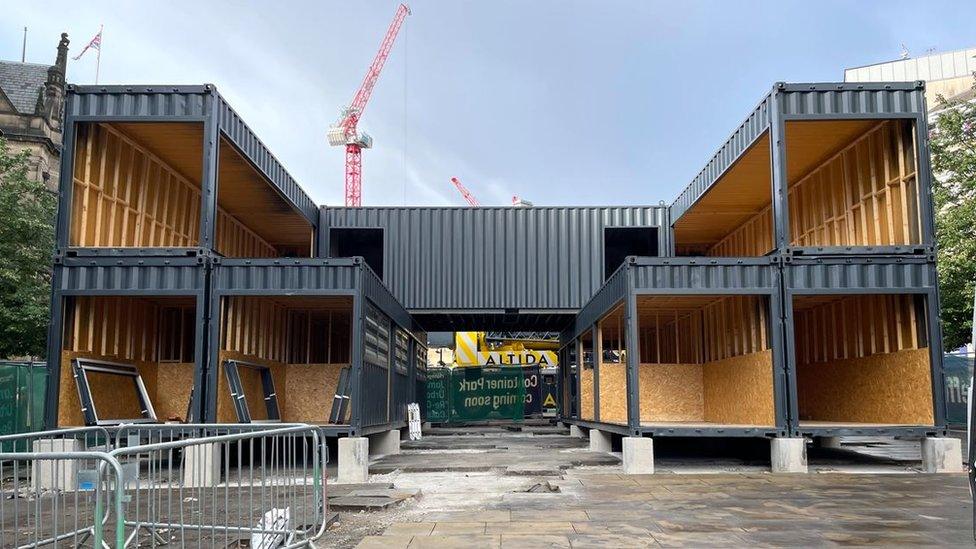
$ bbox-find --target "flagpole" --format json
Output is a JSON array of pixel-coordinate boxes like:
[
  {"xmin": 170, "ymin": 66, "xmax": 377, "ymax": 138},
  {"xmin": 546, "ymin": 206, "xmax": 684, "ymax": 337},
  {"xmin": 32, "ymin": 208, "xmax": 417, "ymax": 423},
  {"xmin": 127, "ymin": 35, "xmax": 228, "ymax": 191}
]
[{"xmin": 95, "ymin": 24, "xmax": 102, "ymax": 84}]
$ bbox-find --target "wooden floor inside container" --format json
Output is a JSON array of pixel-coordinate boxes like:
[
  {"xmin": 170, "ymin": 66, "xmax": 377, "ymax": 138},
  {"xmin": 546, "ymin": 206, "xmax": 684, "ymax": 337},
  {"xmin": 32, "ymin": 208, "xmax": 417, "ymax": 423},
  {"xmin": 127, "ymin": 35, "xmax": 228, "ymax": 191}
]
[
  {"xmin": 640, "ymin": 421, "xmax": 773, "ymax": 429},
  {"xmin": 797, "ymin": 421, "xmax": 933, "ymax": 428}
]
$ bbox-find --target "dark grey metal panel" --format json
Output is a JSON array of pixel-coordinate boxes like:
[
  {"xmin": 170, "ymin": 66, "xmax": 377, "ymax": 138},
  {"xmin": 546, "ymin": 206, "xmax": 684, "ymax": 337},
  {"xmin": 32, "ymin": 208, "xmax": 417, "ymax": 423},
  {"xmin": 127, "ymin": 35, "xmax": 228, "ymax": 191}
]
[
  {"xmin": 54, "ymin": 257, "xmax": 207, "ymax": 295},
  {"xmin": 361, "ymin": 363, "xmax": 389, "ymax": 428},
  {"xmin": 669, "ymin": 93, "xmax": 772, "ymax": 223},
  {"xmin": 215, "ymin": 95, "xmax": 318, "ymax": 224},
  {"xmin": 65, "ymin": 84, "xmax": 211, "ymax": 118},
  {"xmin": 564, "ymin": 262, "xmax": 628, "ymax": 343},
  {"xmin": 783, "ymin": 256, "xmax": 937, "ymax": 293},
  {"xmin": 777, "ymin": 82, "xmax": 927, "ymax": 118},
  {"xmin": 212, "ymin": 258, "xmax": 359, "ymax": 293},
  {"xmin": 630, "ymin": 257, "xmax": 780, "ymax": 293},
  {"xmin": 320, "ymin": 206, "xmax": 668, "ymax": 311},
  {"xmin": 361, "ymin": 263, "xmax": 414, "ymax": 331}
]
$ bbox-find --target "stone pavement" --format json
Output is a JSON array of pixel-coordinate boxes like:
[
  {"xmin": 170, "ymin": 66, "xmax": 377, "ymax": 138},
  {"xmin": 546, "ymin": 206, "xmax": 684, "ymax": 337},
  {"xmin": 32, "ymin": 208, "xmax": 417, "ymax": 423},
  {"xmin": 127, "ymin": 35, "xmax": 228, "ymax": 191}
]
[{"xmin": 339, "ymin": 424, "xmax": 973, "ymax": 548}]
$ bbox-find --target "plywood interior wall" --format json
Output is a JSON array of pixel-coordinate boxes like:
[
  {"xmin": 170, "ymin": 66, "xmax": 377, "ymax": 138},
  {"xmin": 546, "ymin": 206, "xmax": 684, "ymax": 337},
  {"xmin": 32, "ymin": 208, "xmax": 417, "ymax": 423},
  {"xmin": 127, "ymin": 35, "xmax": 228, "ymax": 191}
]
[
  {"xmin": 218, "ymin": 296, "xmax": 353, "ymax": 424},
  {"xmin": 70, "ymin": 123, "xmax": 280, "ymax": 257},
  {"xmin": 58, "ymin": 296, "xmax": 196, "ymax": 426},
  {"xmin": 787, "ymin": 120, "xmax": 922, "ymax": 248},
  {"xmin": 794, "ymin": 294, "xmax": 933, "ymax": 424},
  {"xmin": 635, "ymin": 295, "xmax": 774, "ymax": 426},
  {"xmin": 580, "ymin": 367, "xmax": 594, "ymax": 421}
]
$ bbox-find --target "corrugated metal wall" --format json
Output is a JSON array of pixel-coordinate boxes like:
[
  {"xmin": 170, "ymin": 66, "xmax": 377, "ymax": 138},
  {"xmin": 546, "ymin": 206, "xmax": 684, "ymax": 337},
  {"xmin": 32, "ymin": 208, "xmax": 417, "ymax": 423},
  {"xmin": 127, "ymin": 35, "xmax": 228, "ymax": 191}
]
[{"xmin": 320, "ymin": 206, "xmax": 669, "ymax": 311}]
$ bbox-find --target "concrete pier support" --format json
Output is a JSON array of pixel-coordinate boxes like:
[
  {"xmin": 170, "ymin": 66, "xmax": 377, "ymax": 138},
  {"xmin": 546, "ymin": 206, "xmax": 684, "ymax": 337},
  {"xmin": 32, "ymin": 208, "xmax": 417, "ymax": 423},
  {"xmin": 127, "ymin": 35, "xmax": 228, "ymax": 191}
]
[
  {"xmin": 569, "ymin": 424, "xmax": 584, "ymax": 438},
  {"xmin": 182, "ymin": 442, "xmax": 223, "ymax": 488},
  {"xmin": 622, "ymin": 437, "xmax": 654, "ymax": 474},
  {"xmin": 369, "ymin": 429, "xmax": 401, "ymax": 456},
  {"xmin": 338, "ymin": 437, "xmax": 369, "ymax": 484},
  {"xmin": 32, "ymin": 438, "xmax": 84, "ymax": 491},
  {"xmin": 771, "ymin": 438, "xmax": 807, "ymax": 473},
  {"xmin": 921, "ymin": 437, "xmax": 963, "ymax": 473},
  {"xmin": 589, "ymin": 429, "xmax": 612, "ymax": 452}
]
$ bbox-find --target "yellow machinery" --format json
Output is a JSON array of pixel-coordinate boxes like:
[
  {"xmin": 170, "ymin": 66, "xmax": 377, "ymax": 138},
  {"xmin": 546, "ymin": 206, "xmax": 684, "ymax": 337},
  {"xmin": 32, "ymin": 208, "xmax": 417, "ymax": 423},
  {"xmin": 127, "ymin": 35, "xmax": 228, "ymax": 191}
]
[{"xmin": 453, "ymin": 331, "xmax": 558, "ymax": 368}]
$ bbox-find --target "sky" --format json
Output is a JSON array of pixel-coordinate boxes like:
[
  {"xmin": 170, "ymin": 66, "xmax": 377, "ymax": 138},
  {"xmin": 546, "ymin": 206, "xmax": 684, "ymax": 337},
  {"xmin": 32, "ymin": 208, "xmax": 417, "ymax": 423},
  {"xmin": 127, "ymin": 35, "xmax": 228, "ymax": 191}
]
[{"xmin": 2, "ymin": 1, "xmax": 975, "ymax": 207}]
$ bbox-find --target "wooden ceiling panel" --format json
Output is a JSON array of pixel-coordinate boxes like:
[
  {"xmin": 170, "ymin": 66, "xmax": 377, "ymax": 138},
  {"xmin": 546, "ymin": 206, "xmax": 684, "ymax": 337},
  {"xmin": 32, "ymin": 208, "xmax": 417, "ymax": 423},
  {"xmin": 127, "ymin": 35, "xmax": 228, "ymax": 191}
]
[
  {"xmin": 673, "ymin": 132, "xmax": 772, "ymax": 246},
  {"xmin": 113, "ymin": 122, "xmax": 205, "ymax": 187},
  {"xmin": 784, "ymin": 119, "xmax": 880, "ymax": 185}
]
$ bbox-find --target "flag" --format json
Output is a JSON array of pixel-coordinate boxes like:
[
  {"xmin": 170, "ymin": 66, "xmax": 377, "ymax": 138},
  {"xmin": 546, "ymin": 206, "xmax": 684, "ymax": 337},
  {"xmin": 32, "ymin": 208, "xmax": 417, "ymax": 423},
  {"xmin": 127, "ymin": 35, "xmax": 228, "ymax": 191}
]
[{"xmin": 73, "ymin": 27, "xmax": 102, "ymax": 60}]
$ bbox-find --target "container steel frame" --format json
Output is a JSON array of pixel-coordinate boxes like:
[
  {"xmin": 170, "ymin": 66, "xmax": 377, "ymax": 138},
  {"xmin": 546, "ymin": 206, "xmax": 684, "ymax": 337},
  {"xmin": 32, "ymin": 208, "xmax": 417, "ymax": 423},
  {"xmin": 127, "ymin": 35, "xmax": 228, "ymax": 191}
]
[
  {"xmin": 44, "ymin": 255, "xmax": 210, "ymax": 429},
  {"xmin": 560, "ymin": 256, "xmax": 790, "ymax": 438},
  {"xmin": 782, "ymin": 255, "xmax": 948, "ymax": 437},
  {"xmin": 54, "ymin": 84, "xmax": 318, "ymax": 258},
  {"xmin": 207, "ymin": 257, "xmax": 425, "ymax": 437}
]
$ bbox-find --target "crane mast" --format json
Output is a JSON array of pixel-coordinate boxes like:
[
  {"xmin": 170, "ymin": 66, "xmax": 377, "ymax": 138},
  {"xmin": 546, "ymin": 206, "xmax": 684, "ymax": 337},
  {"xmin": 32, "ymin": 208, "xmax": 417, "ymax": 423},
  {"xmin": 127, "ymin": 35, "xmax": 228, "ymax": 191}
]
[{"xmin": 328, "ymin": 3, "xmax": 410, "ymax": 207}]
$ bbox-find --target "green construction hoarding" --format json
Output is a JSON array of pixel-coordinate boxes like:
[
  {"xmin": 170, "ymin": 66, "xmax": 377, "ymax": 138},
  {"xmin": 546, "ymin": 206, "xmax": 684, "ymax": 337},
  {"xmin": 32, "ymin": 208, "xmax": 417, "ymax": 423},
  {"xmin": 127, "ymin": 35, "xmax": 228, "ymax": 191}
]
[{"xmin": 425, "ymin": 366, "xmax": 527, "ymax": 423}]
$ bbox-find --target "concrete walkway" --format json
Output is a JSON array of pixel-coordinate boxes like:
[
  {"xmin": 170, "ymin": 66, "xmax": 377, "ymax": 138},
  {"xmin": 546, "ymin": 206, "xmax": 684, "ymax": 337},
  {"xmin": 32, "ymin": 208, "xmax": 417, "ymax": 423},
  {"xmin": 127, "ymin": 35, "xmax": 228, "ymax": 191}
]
[{"xmin": 336, "ymin": 424, "xmax": 972, "ymax": 548}]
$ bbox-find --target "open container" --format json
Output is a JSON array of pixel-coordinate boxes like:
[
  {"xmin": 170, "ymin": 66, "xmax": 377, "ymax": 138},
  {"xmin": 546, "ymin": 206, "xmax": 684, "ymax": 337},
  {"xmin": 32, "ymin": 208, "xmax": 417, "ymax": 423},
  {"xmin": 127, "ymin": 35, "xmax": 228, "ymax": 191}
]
[
  {"xmin": 670, "ymin": 82, "xmax": 935, "ymax": 258},
  {"xmin": 783, "ymin": 255, "xmax": 947, "ymax": 437},
  {"xmin": 561, "ymin": 257, "xmax": 788, "ymax": 437},
  {"xmin": 208, "ymin": 257, "xmax": 424, "ymax": 437},
  {"xmin": 56, "ymin": 85, "xmax": 317, "ymax": 259},
  {"xmin": 45, "ymin": 256, "xmax": 208, "ymax": 428}
]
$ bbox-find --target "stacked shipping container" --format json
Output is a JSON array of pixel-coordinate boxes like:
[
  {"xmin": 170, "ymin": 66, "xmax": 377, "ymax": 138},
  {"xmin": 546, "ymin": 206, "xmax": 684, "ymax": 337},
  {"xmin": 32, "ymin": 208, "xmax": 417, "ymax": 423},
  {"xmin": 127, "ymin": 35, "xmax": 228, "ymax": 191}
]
[{"xmin": 564, "ymin": 82, "xmax": 948, "ymax": 448}]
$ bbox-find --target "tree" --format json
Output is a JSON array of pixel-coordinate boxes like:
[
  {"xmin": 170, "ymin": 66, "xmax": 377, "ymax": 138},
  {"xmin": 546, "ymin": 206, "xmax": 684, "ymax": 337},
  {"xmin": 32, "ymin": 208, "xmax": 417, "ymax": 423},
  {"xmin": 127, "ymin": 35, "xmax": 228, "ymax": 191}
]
[
  {"xmin": 0, "ymin": 138, "xmax": 57, "ymax": 358},
  {"xmin": 930, "ymin": 86, "xmax": 976, "ymax": 352}
]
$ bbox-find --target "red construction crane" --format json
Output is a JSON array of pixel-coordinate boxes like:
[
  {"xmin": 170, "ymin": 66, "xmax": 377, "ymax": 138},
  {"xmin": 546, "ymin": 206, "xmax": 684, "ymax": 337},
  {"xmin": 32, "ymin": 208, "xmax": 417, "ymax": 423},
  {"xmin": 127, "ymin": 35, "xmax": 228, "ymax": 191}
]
[
  {"xmin": 450, "ymin": 177, "xmax": 480, "ymax": 207},
  {"xmin": 328, "ymin": 3, "xmax": 411, "ymax": 207}
]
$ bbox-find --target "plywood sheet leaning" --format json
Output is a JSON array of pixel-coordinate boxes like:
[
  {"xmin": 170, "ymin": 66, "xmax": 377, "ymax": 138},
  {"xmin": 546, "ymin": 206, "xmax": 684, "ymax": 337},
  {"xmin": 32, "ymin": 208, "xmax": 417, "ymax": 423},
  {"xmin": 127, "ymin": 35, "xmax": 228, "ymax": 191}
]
[
  {"xmin": 155, "ymin": 362, "xmax": 195, "ymax": 421},
  {"xmin": 598, "ymin": 362, "xmax": 628, "ymax": 424},
  {"xmin": 282, "ymin": 363, "xmax": 349, "ymax": 424},
  {"xmin": 702, "ymin": 349, "xmax": 774, "ymax": 426},
  {"xmin": 638, "ymin": 363, "xmax": 704, "ymax": 423}
]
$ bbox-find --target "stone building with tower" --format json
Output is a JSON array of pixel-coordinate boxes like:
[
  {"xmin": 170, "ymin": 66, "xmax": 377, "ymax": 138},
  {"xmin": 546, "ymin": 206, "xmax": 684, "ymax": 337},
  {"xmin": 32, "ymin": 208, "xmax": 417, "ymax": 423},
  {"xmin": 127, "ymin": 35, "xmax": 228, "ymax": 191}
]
[{"xmin": 0, "ymin": 33, "xmax": 69, "ymax": 190}]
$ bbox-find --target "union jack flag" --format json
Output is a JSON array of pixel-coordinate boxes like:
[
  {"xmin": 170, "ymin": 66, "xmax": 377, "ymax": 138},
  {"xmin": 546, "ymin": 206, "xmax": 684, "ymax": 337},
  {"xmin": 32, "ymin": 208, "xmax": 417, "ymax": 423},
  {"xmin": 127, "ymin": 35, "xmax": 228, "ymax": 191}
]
[{"xmin": 73, "ymin": 27, "xmax": 102, "ymax": 60}]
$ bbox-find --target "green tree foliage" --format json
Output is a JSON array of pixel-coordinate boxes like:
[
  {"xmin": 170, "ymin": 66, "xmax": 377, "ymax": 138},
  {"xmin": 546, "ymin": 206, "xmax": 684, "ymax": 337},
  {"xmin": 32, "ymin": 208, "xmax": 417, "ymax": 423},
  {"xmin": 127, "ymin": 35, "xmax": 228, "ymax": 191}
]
[
  {"xmin": 0, "ymin": 138, "xmax": 57, "ymax": 358},
  {"xmin": 930, "ymin": 88, "xmax": 976, "ymax": 351}
]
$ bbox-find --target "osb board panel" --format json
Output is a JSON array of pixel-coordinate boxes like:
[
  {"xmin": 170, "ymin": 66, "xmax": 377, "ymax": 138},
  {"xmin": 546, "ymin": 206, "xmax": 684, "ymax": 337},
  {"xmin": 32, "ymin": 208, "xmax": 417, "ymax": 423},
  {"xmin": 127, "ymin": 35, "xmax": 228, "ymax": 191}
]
[
  {"xmin": 598, "ymin": 362, "xmax": 628, "ymax": 425},
  {"xmin": 638, "ymin": 363, "xmax": 704, "ymax": 422},
  {"xmin": 216, "ymin": 350, "xmax": 286, "ymax": 424},
  {"xmin": 797, "ymin": 348, "xmax": 934, "ymax": 424},
  {"xmin": 282, "ymin": 363, "xmax": 348, "ymax": 424},
  {"xmin": 580, "ymin": 368, "xmax": 594, "ymax": 421},
  {"xmin": 58, "ymin": 351, "xmax": 162, "ymax": 427},
  {"xmin": 702, "ymin": 349, "xmax": 775, "ymax": 426},
  {"xmin": 155, "ymin": 363, "xmax": 194, "ymax": 421}
]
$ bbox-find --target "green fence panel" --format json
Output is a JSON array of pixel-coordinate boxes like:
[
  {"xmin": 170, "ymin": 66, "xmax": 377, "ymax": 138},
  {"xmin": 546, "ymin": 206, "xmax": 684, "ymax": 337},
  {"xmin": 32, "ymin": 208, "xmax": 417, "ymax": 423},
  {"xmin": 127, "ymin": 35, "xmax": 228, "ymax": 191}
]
[{"xmin": 0, "ymin": 362, "xmax": 48, "ymax": 452}]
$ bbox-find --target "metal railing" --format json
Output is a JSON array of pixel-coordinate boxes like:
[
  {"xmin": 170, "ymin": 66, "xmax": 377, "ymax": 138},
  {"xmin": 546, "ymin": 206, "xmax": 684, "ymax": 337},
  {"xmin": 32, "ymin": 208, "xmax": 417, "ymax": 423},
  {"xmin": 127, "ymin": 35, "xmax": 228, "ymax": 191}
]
[{"xmin": 0, "ymin": 423, "xmax": 328, "ymax": 548}]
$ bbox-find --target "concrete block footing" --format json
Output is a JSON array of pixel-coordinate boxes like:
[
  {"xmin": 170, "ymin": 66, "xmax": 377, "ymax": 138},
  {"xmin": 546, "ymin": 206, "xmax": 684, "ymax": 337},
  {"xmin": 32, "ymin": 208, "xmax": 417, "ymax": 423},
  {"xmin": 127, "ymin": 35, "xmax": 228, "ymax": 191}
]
[
  {"xmin": 770, "ymin": 438, "xmax": 807, "ymax": 473},
  {"xmin": 921, "ymin": 437, "xmax": 963, "ymax": 473},
  {"xmin": 32, "ymin": 438, "xmax": 83, "ymax": 491},
  {"xmin": 182, "ymin": 442, "xmax": 223, "ymax": 488},
  {"xmin": 338, "ymin": 437, "xmax": 369, "ymax": 484},
  {"xmin": 589, "ymin": 429, "xmax": 612, "ymax": 453},
  {"xmin": 622, "ymin": 437, "xmax": 654, "ymax": 474},
  {"xmin": 569, "ymin": 424, "xmax": 584, "ymax": 438},
  {"xmin": 369, "ymin": 429, "xmax": 401, "ymax": 456}
]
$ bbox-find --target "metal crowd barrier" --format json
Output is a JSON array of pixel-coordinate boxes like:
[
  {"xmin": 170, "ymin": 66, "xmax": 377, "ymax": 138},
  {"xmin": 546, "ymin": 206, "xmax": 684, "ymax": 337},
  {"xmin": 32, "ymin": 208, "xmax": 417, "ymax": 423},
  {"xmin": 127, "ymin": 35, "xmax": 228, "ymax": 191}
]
[{"xmin": 0, "ymin": 423, "xmax": 328, "ymax": 548}]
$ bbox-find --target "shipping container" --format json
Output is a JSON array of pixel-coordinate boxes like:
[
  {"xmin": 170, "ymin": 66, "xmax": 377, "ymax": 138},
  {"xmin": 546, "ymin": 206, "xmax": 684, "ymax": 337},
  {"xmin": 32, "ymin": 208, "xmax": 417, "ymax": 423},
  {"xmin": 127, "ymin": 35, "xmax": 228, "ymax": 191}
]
[
  {"xmin": 561, "ymin": 257, "xmax": 788, "ymax": 437},
  {"xmin": 782, "ymin": 256, "xmax": 946, "ymax": 436},
  {"xmin": 45, "ymin": 256, "xmax": 209, "ymax": 428},
  {"xmin": 55, "ymin": 85, "xmax": 317, "ymax": 258},
  {"xmin": 670, "ymin": 82, "xmax": 935, "ymax": 258},
  {"xmin": 208, "ymin": 257, "xmax": 423, "ymax": 436},
  {"xmin": 319, "ymin": 206, "xmax": 669, "ymax": 320}
]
